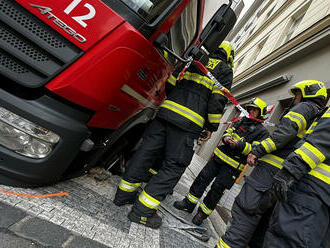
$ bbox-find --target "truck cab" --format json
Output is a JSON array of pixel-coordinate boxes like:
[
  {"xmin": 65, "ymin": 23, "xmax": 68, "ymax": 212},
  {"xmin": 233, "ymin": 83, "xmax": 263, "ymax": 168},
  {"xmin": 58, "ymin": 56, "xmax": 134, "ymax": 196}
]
[{"xmin": 0, "ymin": 0, "xmax": 236, "ymax": 186}]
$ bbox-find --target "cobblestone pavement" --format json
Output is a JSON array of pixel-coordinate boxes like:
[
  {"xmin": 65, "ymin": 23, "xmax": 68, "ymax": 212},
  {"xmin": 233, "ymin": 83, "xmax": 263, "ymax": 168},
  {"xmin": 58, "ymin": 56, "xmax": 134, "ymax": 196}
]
[{"xmin": 0, "ymin": 157, "xmax": 221, "ymax": 248}]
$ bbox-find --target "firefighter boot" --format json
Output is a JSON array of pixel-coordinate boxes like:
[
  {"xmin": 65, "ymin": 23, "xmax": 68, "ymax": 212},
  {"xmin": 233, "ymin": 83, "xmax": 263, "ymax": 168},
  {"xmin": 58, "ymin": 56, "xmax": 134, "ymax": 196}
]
[
  {"xmin": 113, "ymin": 189, "xmax": 137, "ymax": 206},
  {"xmin": 128, "ymin": 209, "xmax": 162, "ymax": 229},
  {"xmin": 192, "ymin": 210, "xmax": 208, "ymax": 226},
  {"xmin": 173, "ymin": 198, "xmax": 195, "ymax": 213}
]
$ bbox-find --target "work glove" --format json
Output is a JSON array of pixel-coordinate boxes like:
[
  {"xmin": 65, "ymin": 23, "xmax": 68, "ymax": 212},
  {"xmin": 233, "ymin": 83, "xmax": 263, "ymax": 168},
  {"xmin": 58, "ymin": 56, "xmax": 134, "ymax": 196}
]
[{"xmin": 272, "ymin": 168, "xmax": 296, "ymax": 202}]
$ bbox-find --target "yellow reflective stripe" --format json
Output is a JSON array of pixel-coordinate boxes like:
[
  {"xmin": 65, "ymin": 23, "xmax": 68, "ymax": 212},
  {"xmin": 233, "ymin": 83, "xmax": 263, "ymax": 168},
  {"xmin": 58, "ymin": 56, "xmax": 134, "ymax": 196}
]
[
  {"xmin": 218, "ymin": 238, "xmax": 231, "ymax": 248},
  {"xmin": 161, "ymin": 100, "xmax": 205, "ymax": 127},
  {"xmin": 283, "ymin": 111, "xmax": 307, "ymax": 133},
  {"xmin": 118, "ymin": 179, "xmax": 141, "ymax": 192},
  {"xmin": 140, "ymin": 216, "xmax": 147, "ymax": 225},
  {"xmin": 232, "ymin": 133, "xmax": 241, "ymax": 141},
  {"xmin": 163, "ymin": 50, "xmax": 169, "ymax": 59},
  {"xmin": 212, "ymin": 90, "xmax": 225, "ymax": 96},
  {"xmin": 321, "ymin": 108, "xmax": 330, "ymax": 118},
  {"xmin": 306, "ymin": 122, "xmax": 317, "ymax": 135},
  {"xmin": 297, "ymin": 130, "xmax": 307, "ymax": 139},
  {"xmin": 186, "ymin": 193, "xmax": 199, "ymax": 204},
  {"xmin": 214, "ymin": 148, "xmax": 241, "ymax": 169},
  {"xmin": 149, "ymin": 168, "xmax": 158, "ymax": 175},
  {"xmin": 224, "ymin": 130, "xmax": 232, "ymax": 136},
  {"xmin": 242, "ymin": 142, "xmax": 252, "ymax": 155},
  {"xmin": 167, "ymin": 74, "xmax": 177, "ymax": 86},
  {"xmin": 290, "ymin": 112, "xmax": 307, "ymax": 130},
  {"xmin": 183, "ymin": 71, "xmax": 214, "ymax": 90},
  {"xmin": 295, "ymin": 142, "xmax": 326, "ymax": 169},
  {"xmin": 213, "ymin": 85, "xmax": 228, "ymax": 96},
  {"xmin": 208, "ymin": 113, "xmax": 223, "ymax": 123},
  {"xmin": 309, "ymin": 163, "xmax": 330, "ymax": 184},
  {"xmin": 252, "ymin": 141, "xmax": 261, "ymax": 145},
  {"xmin": 238, "ymin": 164, "xmax": 245, "ymax": 170},
  {"xmin": 227, "ymin": 127, "xmax": 235, "ymax": 134},
  {"xmin": 200, "ymin": 202, "xmax": 213, "ymax": 215},
  {"xmin": 259, "ymin": 154, "xmax": 284, "ymax": 169},
  {"xmin": 261, "ymin": 138, "xmax": 276, "ymax": 153},
  {"xmin": 138, "ymin": 190, "xmax": 160, "ymax": 210}
]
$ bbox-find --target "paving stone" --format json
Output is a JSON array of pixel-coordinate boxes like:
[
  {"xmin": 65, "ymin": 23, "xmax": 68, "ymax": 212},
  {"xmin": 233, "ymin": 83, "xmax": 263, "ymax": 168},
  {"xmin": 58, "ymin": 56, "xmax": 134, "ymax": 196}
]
[
  {"xmin": 159, "ymin": 228, "xmax": 209, "ymax": 248},
  {"xmin": 0, "ymin": 202, "xmax": 26, "ymax": 228},
  {"xmin": 0, "ymin": 155, "xmax": 221, "ymax": 248},
  {"xmin": 10, "ymin": 217, "xmax": 71, "ymax": 247},
  {"xmin": 48, "ymin": 181, "xmax": 131, "ymax": 233},
  {"xmin": 66, "ymin": 235, "xmax": 111, "ymax": 248},
  {"xmin": 0, "ymin": 230, "xmax": 43, "ymax": 248}
]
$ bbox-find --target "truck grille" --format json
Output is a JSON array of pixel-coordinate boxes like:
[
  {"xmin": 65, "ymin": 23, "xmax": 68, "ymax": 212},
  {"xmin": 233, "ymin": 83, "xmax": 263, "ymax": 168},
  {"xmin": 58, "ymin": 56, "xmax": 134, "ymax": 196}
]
[{"xmin": 0, "ymin": 0, "xmax": 83, "ymax": 88}]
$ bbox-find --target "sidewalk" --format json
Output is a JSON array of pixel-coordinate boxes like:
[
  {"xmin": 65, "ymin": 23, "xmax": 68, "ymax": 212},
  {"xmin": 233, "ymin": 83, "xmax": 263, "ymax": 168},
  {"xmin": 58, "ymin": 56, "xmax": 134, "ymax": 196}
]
[{"xmin": 0, "ymin": 154, "xmax": 235, "ymax": 248}]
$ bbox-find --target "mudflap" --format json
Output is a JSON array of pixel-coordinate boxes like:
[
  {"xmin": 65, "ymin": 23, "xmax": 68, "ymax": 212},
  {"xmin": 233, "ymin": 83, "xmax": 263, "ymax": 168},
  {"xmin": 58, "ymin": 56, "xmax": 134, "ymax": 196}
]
[{"xmin": 159, "ymin": 203, "xmax": 211, "ymax": 242}]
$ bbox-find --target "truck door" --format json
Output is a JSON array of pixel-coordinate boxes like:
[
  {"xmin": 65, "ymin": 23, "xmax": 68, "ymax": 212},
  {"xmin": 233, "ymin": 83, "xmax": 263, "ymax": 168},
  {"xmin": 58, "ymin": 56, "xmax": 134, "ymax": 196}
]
[
  {"xmin": 84, "ymin": 0, "xmax": 202, "ymax": 128},
  {"xmin": 112, "ymin": 0, "xmax": 201, "ymax": 106}
]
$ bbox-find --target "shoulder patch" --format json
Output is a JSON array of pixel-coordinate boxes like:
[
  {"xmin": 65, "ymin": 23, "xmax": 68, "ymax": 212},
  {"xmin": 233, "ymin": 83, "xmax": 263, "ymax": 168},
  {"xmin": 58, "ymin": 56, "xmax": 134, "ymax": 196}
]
[{"xmin": 206, "ymin": 58, "xmax": 221, "ymax": 70}]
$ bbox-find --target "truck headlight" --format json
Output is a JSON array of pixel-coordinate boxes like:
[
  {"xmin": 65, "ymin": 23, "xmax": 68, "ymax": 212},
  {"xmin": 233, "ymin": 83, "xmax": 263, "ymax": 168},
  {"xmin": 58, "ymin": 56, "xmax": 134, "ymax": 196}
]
[{"xmin": 0, "ymin": 107, "xmax": 59, "ymax": 159}]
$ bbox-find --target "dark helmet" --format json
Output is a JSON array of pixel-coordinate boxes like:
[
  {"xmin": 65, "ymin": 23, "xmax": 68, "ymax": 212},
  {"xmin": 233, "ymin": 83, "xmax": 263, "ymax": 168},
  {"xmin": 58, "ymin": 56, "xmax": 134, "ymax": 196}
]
[
  {"xmin": 245, "ymin": 97, "xmax": 267, "ymax": 118},
  {"xmin": 217, "ymin": 41, "xmax": 235, "ymax": 68},
  {"xmin": 289, "ymin": 80, "xmax": 327, "ymax": 101}
]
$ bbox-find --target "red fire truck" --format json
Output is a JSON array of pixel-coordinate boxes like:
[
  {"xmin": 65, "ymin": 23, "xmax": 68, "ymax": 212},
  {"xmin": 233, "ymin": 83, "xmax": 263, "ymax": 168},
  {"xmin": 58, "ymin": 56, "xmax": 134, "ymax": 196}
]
[{"xmin": 0, "ymin": 0, "xmax": 236, "ymax": 186}]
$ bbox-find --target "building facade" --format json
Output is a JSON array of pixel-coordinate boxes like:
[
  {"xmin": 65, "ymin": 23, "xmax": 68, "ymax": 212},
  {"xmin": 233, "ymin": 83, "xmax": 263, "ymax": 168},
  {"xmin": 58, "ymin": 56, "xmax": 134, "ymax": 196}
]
[{"xmin": 199, "ymin": 0, "xmax": 330, "ymax": 161}]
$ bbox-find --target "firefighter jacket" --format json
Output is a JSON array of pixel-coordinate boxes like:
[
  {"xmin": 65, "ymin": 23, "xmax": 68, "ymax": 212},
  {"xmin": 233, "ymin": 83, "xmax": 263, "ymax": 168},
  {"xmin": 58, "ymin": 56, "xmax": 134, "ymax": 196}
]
[
  {"xmin": 158, "ymin": 55, "xmax": 233, "ymax": 134},
  {"xmin": 251, "ymin": 100, "xmax": 323, "ymax": 169},
  {"xmin": 213, "ymin": 117, "xmax": 269, "ymax": 171},
  {"xmin": 281, "ymin": 107, "xmax": 330, "ymax": 206}
]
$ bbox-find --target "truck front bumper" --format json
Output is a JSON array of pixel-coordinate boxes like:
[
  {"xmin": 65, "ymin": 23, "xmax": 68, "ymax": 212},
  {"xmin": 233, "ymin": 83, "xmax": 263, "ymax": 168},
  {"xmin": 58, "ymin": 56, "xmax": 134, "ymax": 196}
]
[{"xmin": 0, "ymin": 88, "xmax": 91, "ymax": 187}]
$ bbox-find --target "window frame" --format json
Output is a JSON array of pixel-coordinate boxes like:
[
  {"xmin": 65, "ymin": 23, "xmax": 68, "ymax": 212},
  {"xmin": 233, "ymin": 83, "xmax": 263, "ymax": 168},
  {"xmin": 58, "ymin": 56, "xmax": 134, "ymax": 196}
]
[
  {"xmin": 276, "ymin": 0, "xmax": 312, "ymax": 47},
  {"xmin": 101, "ymin": 0, "xmax": 183, "ymax": 39},
  {"xmin": 250, "ymin": 36, "xmax": 269, "ymax": 66}
]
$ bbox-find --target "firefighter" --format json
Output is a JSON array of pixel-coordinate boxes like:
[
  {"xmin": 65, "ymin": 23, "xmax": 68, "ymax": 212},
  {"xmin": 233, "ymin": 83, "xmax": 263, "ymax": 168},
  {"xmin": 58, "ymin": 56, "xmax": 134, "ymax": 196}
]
[
  {"xmin": 173, "ymin": 97, "xmax": 269, "ymax": 226},
  {"xmin": 216, "ymin": 80, "xmax": 327, "ymax": 248},
  {"xmin": 264, "ymin": 107, "xmax": 330, "ymax": 248},
  {"xmin": 113, "ymin": 41, "xmax": 235, "ymax": 229}
]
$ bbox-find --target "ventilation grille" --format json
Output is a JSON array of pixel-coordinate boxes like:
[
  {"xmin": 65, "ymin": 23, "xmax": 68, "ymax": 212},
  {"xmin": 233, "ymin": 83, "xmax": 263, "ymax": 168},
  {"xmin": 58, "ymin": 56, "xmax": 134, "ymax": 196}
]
[{"xmin": 0, "ymin": 0, "xmax": 83, "ymax": 88}]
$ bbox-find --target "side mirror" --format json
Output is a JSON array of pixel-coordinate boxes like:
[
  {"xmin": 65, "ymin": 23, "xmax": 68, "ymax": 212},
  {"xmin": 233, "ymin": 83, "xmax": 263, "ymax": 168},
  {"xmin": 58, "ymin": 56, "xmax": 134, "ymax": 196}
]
[{"xmin": 200, "ymin": 4, "xmax": 237, "ymax": 54}]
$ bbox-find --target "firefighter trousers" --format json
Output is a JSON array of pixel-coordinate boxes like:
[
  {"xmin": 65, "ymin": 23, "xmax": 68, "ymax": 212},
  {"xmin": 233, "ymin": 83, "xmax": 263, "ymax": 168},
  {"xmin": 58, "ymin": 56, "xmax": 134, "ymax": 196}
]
[
  {"xmin": 188, "ymin": 158, "xmax": 239, "ymax": 215},
  {"xmin": 117, "ymin": 118, "xmax": 199, "ymax": 216},
  {"xmin": 264, "ymin": 179, "xmax": 330, "ymax": 248},
  {"xmin": 219, "ymin": 162, "xmax": 279, "ymax": 248}
]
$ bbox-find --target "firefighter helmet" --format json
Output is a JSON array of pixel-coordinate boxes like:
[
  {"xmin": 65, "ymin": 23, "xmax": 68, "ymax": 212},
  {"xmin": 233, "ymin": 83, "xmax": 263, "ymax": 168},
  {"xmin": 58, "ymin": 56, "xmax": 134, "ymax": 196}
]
[
  {"xmin": 289, "ymin": 80, "xmax": 327, "ymax": 100},
  {"xmin": 218, "ymin": 41, "xmax": 235, "ymax": 68},
  {"xmin": 246, "ymin": 97, "xmax": 267, "ymax": 118}
]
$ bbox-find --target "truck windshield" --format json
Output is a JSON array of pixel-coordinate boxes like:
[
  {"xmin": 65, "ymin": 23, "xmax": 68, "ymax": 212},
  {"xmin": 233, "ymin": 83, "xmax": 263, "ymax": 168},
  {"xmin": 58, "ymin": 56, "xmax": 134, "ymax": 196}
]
[{"xmin": 120, "ymin": 0, "xmax": 174, "ymax": 23}]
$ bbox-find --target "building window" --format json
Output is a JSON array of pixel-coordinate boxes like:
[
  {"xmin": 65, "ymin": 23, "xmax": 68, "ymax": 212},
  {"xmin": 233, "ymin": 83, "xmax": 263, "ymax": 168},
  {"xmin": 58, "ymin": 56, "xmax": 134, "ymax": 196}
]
[
  {"xmin": 250, "ymin": 37, "xmax": 268, "ymax": 65},
  {"xmin": 234, "ymin": 57, "xmax": 244, "ymax": 73},
  {"xmin": 282, "ymin": 14, "xmax": 305, "ymax": 44},
  {"xmin": 266, "ymin": 5, "xmax": 276, "ymax": 20},
  {"xmin": 279, "ymin": 1, "xmax": 312, "ymax": 46},
  {"xmin": 248, "ymin": 25, "xmax": 256, "ymax": 37}
]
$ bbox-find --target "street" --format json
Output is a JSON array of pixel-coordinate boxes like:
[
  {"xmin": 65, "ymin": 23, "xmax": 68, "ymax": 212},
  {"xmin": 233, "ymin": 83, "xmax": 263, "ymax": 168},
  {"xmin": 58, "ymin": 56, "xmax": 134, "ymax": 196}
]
[{"xmin": 0, "ymin": 155, "xmax": 225, "ymax": 248}]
